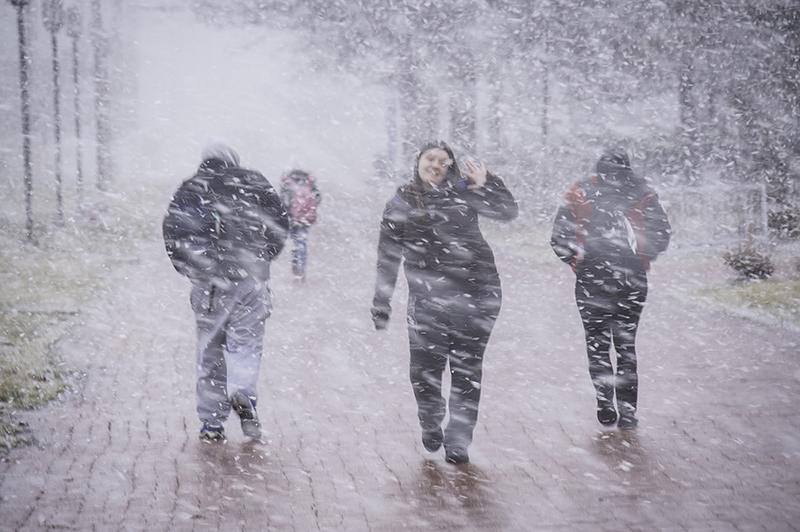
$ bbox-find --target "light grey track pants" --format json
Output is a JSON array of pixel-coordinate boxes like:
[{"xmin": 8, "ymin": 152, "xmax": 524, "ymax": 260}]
[{"xmin": 190, "ymin": 277, "xmax": 271, "ymax": 426}]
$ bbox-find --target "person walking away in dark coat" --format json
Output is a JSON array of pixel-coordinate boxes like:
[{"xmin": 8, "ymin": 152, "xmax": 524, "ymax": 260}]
[
  {"xmin": 371, "ymin": 140, "xmax": 518, "ymax": 464},
  {"xmin": 550, "ymin": 149, "xmax": 670, "ymax": 429},
  {"xmin": 163, "ymin": 141, "xmax": 289, "ymax": 442},
  {"xmin": 280, "ymin": 169, "xmax": 321, "ymax": 282}
]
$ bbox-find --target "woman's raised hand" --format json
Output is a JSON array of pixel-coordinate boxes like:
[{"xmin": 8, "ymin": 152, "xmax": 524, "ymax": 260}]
[{"xmin": 463, "ymin": 159, "xmax": 488, "ymax": 189}]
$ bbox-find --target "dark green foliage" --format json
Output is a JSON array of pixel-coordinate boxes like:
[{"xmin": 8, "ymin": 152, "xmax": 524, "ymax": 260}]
[
  {"xmin": 768, "ymin": 206, "xmax": 800, "ymax": 239},
  {"xmin": 723, "ymin": 245, "xmax": 775, "ymax": 280}
]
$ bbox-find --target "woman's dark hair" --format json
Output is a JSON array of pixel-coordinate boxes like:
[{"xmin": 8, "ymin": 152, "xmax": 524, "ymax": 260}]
[
  {"xmin": 402, "ymin": 140, "xmax": 463, "ymax": 213},
  {"xmin": 412, "ymin": 140, "xmax": 462, "ymax": 186}
]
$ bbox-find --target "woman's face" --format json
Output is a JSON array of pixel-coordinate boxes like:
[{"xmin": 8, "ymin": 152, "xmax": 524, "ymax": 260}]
[{"xmin": 417, "ymin": 148, "xmax": 453, "ymax": 186}]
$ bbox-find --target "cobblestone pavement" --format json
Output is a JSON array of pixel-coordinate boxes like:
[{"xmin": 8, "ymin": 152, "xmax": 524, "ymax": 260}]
[{"xmin": 1, "ymin": 212, "xmax": 798, "ymax": 531}]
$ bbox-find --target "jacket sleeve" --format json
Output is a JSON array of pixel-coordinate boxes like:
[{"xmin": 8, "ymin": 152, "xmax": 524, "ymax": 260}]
[
  {"xmin": 461, "ymin": 173, "xmax": 518, "ymax": 221},
  {"xmin": 550, "ymin": 205, "xmax": 581, "ymax": 267},
  {"xmin": 372, "ymin": 199, "xmax": 406, "ymax": 318},
  {"xmin": 550, "ymin": 185, "xmax": 585, "ymax": 268},
  {"xmin": 635, "ymin": 192, "xmax": 671, "ymax": 261}
]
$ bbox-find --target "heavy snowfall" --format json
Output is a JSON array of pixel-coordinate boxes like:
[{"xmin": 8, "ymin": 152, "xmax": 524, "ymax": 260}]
[{"xmin": 0, "ymin": 0, "xmax": 798, "ymax": 530}]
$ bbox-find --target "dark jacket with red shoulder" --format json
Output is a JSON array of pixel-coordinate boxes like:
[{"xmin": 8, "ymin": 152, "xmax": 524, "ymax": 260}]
[{"xmin": 550, "ymin": 173, "xmax": 671, "ymax": 274}]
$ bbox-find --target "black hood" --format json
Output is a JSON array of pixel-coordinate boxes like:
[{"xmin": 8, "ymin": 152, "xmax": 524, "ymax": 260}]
[
  {"xmin": 199, "ymin": 140, "xmax": 240, "ymax": 173},
  {"xmin": 596, "ymin": 148, "xmax": 638, "ymax": 188},
  {"xmin": 285, "ymin": 169, "xmax": 310, "ymax": 181}
]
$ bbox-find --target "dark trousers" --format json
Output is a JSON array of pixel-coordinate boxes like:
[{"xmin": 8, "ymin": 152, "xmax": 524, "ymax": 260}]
[
  {"xmin": 575, "ymin": 265, "xmax": 647, "ymax": 416},
  {"xmin": 407, "ymin": 293, "xmax": 500, "ymax": 450}
]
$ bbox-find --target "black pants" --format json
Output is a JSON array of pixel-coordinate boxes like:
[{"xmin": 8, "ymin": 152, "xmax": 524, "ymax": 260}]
[
  {"xmin": 575, "ymin": 265, "xmax": 647, "ymax": 415},
  {"xmin": 407, "ymin": 292, "xmax": 500, "ymax": 450}
]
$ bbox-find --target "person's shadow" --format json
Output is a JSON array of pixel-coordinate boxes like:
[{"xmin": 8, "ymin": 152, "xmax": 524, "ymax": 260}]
[
  {"xmin": 410, "ymin": 459, "xmax": 507, "ymax": 529},
  {"xmin": 589, "ymin": 428, "xmax": 655, "ymax": 488},
  {"xmin": 190, "ymin": 438, "xmax": 280, "ymax": 517}
]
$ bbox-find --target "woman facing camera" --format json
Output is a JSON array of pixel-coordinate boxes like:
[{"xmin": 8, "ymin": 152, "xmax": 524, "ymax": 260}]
[{"xmin": 371, "ymin": 141, "xmax": 518, "ymax": 464}]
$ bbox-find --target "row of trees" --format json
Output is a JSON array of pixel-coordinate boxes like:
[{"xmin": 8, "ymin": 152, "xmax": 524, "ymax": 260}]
[
  {"xmin": 2, "ymin": 0, "xmax": 117, "ymax": 241},
  {"xmin": 191, "ymin": 0, "xmax": 798, "ymax": 213}
]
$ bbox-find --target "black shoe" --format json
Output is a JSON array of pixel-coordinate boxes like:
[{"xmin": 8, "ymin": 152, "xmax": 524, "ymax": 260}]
[
  {"xmin": 199, "ymin": 422, "xmax": 226, "ymax": 442},
  {"xmin": 421, "ymin": 427, "xmax": 443, "ymax": 452},
  {"xmin": 618, "ymin": 413, "xmax": 638, "ymax": 430},
  {"xmin": 444, "ymin": 446, "xmax": 469, "ymax": 465},
  {"xmin": 597, "ymin": 405, "xmax": 618, "ymax": 426},
  {"xmin": 231, "ymin": 392, "xmax": 261, "ymax": 439}
]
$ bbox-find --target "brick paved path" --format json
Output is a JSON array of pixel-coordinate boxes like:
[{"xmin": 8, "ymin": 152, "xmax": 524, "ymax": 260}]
[{"xmin": 1, "ymin": 208, "xmax": 798, "ymax": 531}]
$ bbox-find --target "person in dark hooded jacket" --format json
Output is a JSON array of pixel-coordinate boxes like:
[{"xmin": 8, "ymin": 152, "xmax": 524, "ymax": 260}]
[
  {"xmin": 551, "ymin": 149, "xmax": 670, "ymax": 429},
  {"xmin": 163, "ymin": 141, "xmax": 289, "ymax": 442},
  {"xmin": 371, "ymin": 140, "xmax": 518, "ymax": 464}
]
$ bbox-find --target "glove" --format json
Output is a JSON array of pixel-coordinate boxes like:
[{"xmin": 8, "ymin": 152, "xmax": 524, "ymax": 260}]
[{"xmin": 371, "ymin": 308, "xmax": 390, "ymax": 330}]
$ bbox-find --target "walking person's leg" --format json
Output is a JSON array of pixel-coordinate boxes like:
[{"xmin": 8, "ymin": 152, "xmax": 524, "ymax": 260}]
[
  {"xmin": 290, "ymin": 225, "xmax": 299, "ymax": 276},
  {"xmin": 577, "ymin": 280, "xmax": 617, "ymax": 425},
  {"xmin": 225, "ymin": 278, "xmax": 270, "ymax": 439},
  {"xmin": 290, "ymin": 225, "xmax": 308, "ymax": 279},
  {"xmin": 408, "ymin": 301, "xmax": 449, "ymax": 452},
  {"xmin": 191, "ymin": 282, "xmax": 231, "ymax": 440},
  {"xmin": 612, "ymin": 278, "xmax": 647, "ymax": 429},
  {"xmin": 295, "ymin": 226, "xmax": 309, "ymax": 280},
  {"xmin": 444, "ymin": 307, "xmax": 496, "ymax": 464}
]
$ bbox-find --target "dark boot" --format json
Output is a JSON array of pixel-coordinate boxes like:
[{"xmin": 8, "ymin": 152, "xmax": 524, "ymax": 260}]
[
  {"xmin": 597, "ymin": 402, "xmax": 618, "ymax": 425},
  {"xmin": 444, "ymin": 446, "xmax": 469, "ymax": 465},
  {"xmin": 231, "ymin": 392, "xmax": 261, "ymax": 439},
  {"xmin": 421, "ymin": 427, "xmax": 443, "ymax": 452},
  {"xmin": 617, "ymin": 411, "xmax": 638, "ymax": 430},
  {"xmin": 595, "ymin": 384, "xmax": 617, "ymax": 426}
]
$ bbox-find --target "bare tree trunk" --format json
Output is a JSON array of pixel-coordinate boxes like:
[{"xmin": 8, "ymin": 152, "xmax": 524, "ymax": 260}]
[
  {"xmin": 678, "ymin": 49, "xmax": 699, "ymax": 184},
  {"xmin": 50, "ymin": 31, "xmax": 64, "ymax": 223},
  {"xmin": 486, "ymin": 69, "xmax": 504, "ymax": 162},
  {"xmin": 91, "ymin": 0, "xmax": 112, "ymax": 191},
  {"xmin": 449, "ymin": 48, "xmax": 477, "ymax": 155},
  {"xmin": 397, "ymin": 36, "xmax": 437, "ymax": 169},
  {"xmin": 541, "ymin": 26, "xmax": 550, "ymax": 150},
  {"xmin": 674, "ymin": 0, "xmax": 701, "ymax": 185},
  {"xmin": 398, "ymin": 64, "xmax": 421, "ymax": 169},
  {"xmin": 70, "ymin": 34, "xmax": 84, "ymax": 204},
  {"xmin": 14, "ymin": 2, "xmax": 34, "ymax": 241},
  {"xmin": 787, "ymin": 8, "xmax": 800, "ymax": 203},
  {"xmin": 386, "ymin": 90, "xmax": 398, "ymax": 176}
]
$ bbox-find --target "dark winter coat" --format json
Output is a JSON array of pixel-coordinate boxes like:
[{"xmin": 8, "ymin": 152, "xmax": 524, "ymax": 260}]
[
  {"xmin": 372, "ymin": 172, "xmax": 518, "ymax": 322},
  {"xmin": 163, "ymin": 159, "xmax": 289, "ymax": 283},
  {"xmin": 550, "ymin": 171, "xmax": 671, "ymax": 274}
]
